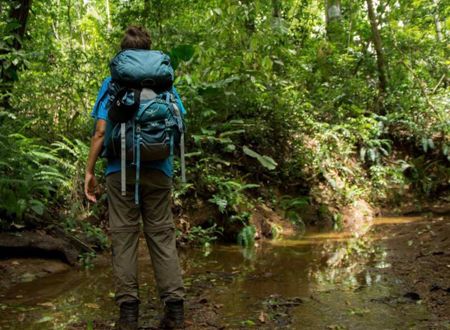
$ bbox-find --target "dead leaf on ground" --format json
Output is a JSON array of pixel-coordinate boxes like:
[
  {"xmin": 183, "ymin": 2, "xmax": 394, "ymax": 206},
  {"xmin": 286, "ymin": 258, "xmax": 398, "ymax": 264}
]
[
  {"xmin": 84, "ymin": 303, "xmax": 100, "ymax": 309},
  {"xmin": 37, "ymin": 302, "xmax": 55, "ymax": 308},
  {"xmin": 259, "ymin": 311, "xmax": 268, "ymax": 323}
]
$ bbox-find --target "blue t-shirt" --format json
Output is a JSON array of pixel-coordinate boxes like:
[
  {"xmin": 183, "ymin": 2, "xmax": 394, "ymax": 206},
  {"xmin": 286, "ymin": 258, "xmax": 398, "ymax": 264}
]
[{"xmin": 91, "ymin": 77, "xmax": 186, "ymax": 177}]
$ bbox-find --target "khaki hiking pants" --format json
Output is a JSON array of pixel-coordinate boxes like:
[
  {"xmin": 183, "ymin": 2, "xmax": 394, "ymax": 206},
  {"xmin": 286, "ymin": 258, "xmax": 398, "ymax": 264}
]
[{"xmin": 106, "ymin": 169, "xmax": 185, "ymax": 306}]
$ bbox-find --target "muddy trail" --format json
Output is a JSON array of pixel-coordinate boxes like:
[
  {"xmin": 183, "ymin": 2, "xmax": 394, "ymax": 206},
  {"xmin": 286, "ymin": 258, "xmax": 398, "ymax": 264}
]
[{"xmin": 0, "ymin": 215, "xmax": 449, "ymax": 329}]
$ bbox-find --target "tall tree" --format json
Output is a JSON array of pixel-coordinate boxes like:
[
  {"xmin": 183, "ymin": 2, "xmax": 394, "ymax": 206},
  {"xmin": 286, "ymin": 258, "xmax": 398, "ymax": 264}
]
[
  {"xmin": 106, "ymin": 0, "xmax": 112, "ymax": 31},
  {"xmin": 272, "ymin": 0, "xmax": 281, "ymax": 18},
  {"xmin": 432, "ymin": 0, "xmax": 443, "ymax": 42},
  {"xmin": 325, "ymin": 0, "xmax": 341, "ymax": 25},
  {"xmin": 9, "ymin": 0, "xmax": 33, "ymax": 51},
  {"xmin": 325, "ymin": 0, "xmax": 343, "ymax": 43},
  {"xmin": 242, "ymin": 0, "xmax": 256, "ymax": 33},
  {"xmin": 0, "ymin": 0, "xmax": 33, "ymax": 110},
  {"xmin": 366, "ymin": 0, "xmax": 388, "ymax": 109}
]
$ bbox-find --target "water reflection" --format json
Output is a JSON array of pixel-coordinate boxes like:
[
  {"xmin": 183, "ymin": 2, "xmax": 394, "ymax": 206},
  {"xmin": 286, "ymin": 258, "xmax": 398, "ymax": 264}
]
[
  {"xmin": 0, "ymin": 217, "xmax": 431, "ymax": 329},
  {"xmin": 308, "ymin": 235, "xmax": 387, "ymax": 291}
]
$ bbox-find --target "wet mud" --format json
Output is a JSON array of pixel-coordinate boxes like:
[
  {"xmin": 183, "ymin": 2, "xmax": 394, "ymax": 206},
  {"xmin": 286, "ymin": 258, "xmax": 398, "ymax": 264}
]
[{"xmin": 0, "ymin": 215, "xmax": 449, "ymax": 329}]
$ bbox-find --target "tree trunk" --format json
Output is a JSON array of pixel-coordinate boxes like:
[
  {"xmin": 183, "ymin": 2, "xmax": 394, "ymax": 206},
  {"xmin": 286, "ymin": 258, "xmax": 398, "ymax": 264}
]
[
  {"xmin": 325, "ymin": 0, "xmax": 341, "ymax": 25},
  {"xmin": 366, "ymin": 0, "xmax": 388, "ymax": 96},
  {"xmin": 242, "ymin": 0, "xmax": 256, "ymax": 33},
  {"xmin": 325, "ymin": 0, "xmax": 343, "ymax": 43},
  {"xmin": 433, "ymin": 0, "xmax": 443, "ymax": 42},
  {"xmin": 67, "ymin": 0, "xmax": 73, "ymax": 51},
  {"xmin": 105, "ymin": 0, "xmax": 112, "ymax": 31},
  {"xmin": 143, "ymin": 0, "xmax": 151, "ymax": 23},
  {"xmin": 9, "ymin": 0, "xmax": 33, "ymax": 50},
  {"xmin": 272, "ymin": 0, "xmax": 281, "ymax": 18},
  {"xmin": 0, "ymin": 0, "xmax": 33, "ymax": 110}
]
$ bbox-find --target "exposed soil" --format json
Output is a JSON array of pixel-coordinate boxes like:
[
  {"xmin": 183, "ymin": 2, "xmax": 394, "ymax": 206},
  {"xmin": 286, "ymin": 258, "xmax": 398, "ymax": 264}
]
[
  {"xmin": 374, "ymin": 214, "xmax": 450, "ymax": 322},
  {"xmin": 0, "ymin": 258, "xmax": 71, "ymax": 292},
  {"xmin": 0, "ymin": 229, "xmax": 109, "ymax": 293},
  {"xmin": 250, "ymin": 204, "xmax": 296, "ymax": 239},
  {"xmin": 0, "ymin": 230, "xmax": 80, "ymax": 265}
]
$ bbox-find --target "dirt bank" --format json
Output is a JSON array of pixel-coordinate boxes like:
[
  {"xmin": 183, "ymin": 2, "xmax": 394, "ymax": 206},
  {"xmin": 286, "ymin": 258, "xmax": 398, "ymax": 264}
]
[{"xmin": 374, "ymin": 214, "xmax": 450, "ymax": 322}]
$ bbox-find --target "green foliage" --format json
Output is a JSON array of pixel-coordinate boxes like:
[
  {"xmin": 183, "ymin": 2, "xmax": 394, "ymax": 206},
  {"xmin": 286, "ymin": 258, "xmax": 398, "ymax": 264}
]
[
  {"xmin": 79, "ymin": 221, "xmax": 109, "ymax": 250},
  {"xmin": 185, "ymin": 224, "xmax": 223, "ymax": 248},
  {"xmin": 279, "ymin": 195, "xmax": 308, "ymax": 233},
  {"xmin": 242, "ymin": 146, "xmax": 278, "ymax": 170},
  {"xmin": 401, "ymin": 156, "xmax": 450, "ymax": 196},
  {"xmin": 0, "ymin": 133, "xmax": 62, "ymax": 224},
  {"xmin": 1, "ymin": 0, "xmax": 449, "ymax": 239},
  {"xmin": 237, "ymin": 225, "xmax": 256, "ymax": 247},
  {"xmin": 207, "ymin": 178, "xmax": 259, "ymax": 215},
  {"xmin": 78, "ymin": 252, "xmax": 97, "ymax": 270},
  {"xmin": 333, "ymin": 213, "xmax": 344, "ymax": 231},
  {"xmin": 360, "ymin": 139, "xmax": 392, "ymax": 164}
]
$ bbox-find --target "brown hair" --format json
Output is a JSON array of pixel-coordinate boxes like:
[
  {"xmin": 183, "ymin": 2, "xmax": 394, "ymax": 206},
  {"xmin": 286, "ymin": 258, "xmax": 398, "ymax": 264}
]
[{"xmin": 120, "ymin": 25, "xmax": 152, "ymax": 50}]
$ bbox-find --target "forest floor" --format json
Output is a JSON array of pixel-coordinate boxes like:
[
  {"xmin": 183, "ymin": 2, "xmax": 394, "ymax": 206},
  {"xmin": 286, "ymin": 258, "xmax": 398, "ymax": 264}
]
[{"xmin": 374, "ymin": 213, "xmax": 450, "ymax": 322}]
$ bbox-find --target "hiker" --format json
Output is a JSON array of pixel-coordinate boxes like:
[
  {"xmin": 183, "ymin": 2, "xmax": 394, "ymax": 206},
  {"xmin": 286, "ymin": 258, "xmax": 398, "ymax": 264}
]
[{"xmin": 84, "ymin": 25, "xmax": 185, "ymax": 330}]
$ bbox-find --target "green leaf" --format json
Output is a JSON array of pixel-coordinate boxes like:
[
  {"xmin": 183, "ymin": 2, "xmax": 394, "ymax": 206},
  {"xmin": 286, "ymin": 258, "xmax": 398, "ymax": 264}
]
[
  {"xmin": 37, "ymin": 316, "xmax": 53, "ymax": 323},
  {"xmin": 29, "ymin": 200, "xmax": 45, "ymax": 215},
  {"xmin": 213, "ymin": 8, "xmax": 223, "ymax": 15},
  {"xmin": 224, "ymin": 144, "xmax": 236, "ymax": 152},
  {"xmin": 262, "ymin": 56, "xmax": 272, "ymax": 71},
  {"xmin": 219, "ymin": 129, "xmax": 245, "ymax": 137},
  {"xmin": 170, "ymin": 45, "xmax": 195, "ymax": 69},
  {"xmin": 209, "ymin": 195, "xmax": 227, "ymax": 213},
  {"xmin": 242, "ymin": 146, "xmax": 277, "ymax": 170},
  {"xmin": 421, "ymin": 137, "xmax": 428, "ymax": 152}
]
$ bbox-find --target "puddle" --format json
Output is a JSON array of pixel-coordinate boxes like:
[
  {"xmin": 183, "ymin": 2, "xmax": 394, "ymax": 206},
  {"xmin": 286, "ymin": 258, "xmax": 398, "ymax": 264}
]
[{"xmin": 0, "ymin": 217, "xmax": 434, "ymax": 329}]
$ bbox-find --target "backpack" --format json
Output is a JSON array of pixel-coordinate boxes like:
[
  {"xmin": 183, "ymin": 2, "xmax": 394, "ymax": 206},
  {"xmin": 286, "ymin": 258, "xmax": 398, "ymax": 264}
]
[{"xmin": 102, "ymin": 49, "xmax": 186, "ymax": 203}]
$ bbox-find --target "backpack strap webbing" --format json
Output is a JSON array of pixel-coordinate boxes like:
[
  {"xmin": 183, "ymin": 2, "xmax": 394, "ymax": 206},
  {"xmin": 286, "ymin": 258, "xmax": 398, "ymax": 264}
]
[
  {"xmin": 172, "ymin": 102, "xmax": 186, "ymax": 184},
  {"xmin": 135, "ymin": 124, "xmax": 142, "ymax": 205},
  {"xmin": 121, "ymin": 123, "xmax": 126, "ymax": 196},
  {"xmin": 180, "ymin": 132, "xmax": 186, "ymax": 183}
]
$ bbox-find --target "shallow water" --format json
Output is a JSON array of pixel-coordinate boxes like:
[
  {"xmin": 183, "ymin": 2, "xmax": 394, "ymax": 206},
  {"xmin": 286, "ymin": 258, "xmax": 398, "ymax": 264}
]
[{"xmin": 0, "ymin": 217, "xmax": 433, "ymax": 329}]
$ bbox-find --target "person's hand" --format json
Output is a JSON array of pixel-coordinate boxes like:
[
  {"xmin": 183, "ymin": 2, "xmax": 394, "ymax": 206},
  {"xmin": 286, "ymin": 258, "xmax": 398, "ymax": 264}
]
[{"xmin": 84, "ymin": 172, "xmax": 98, "ymax": 203}]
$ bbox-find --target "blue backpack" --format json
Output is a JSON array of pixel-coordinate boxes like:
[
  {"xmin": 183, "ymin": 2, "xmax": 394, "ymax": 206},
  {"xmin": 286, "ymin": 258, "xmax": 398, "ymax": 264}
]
[{"xmin": 102, "ymin": 49, "xmax": 185, "ymax": 203}]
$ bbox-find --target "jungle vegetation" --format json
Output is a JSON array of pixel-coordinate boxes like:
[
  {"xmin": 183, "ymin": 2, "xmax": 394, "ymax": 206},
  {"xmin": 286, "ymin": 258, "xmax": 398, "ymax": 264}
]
[{"xmin": 0, "ymin": 0, "xmax": 448, "ymax": 245}]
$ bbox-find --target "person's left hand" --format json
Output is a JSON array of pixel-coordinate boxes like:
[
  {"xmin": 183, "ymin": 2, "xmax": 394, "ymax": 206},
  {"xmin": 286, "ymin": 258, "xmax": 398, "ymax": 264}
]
[{"xmin": 84, "ymin": 172, "xmax": 98, "ymax": 203}]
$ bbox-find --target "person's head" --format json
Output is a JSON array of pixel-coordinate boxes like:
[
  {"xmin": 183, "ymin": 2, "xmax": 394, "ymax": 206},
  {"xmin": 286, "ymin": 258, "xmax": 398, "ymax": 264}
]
[{"xmin": 120, "ymin": 25, "xmax": 152, "ymax": 50}]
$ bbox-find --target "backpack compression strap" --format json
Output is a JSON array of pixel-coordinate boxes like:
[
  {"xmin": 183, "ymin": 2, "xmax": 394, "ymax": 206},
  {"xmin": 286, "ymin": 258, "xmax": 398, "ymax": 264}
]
[
  {"xmin": 171, "ymin": 102, "xmax": 186, "ymax": 184},
  {"xmin": 133, "ymin": 88, "xmax": 158, "ymax": 204},
  {"xmin": 121, "ymin": 123, "xmax": 126, "ymax": 196}
]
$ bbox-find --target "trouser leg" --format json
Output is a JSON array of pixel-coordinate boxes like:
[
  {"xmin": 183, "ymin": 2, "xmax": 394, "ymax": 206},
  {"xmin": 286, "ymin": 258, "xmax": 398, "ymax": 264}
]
[
  {"xmin": 140, "ymin": 170, "xmax": 185, "ymax": 303},
  {"xmin": 110, "ymin": 230, "xmax": 140, "ymax": 305},
  {"xmin": 106, "ymin": 172, "xmax": 141, "ymax": 306},
  {"xmin": 144, "ymin": 228, "xmax": 185, "ymax": 303}
]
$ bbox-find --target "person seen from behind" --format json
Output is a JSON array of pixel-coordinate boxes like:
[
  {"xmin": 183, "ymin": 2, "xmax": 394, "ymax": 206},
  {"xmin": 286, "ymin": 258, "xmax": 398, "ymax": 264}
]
[{"xmin": 84, "ymin": 25, "xmax": 186, "ymax": 330}]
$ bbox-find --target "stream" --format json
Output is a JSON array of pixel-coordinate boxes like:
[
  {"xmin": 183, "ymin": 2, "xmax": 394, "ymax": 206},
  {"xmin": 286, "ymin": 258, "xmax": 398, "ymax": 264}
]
[{"xmin": 0, "ymin": 217, "xmax": 435, "ymax": 329}]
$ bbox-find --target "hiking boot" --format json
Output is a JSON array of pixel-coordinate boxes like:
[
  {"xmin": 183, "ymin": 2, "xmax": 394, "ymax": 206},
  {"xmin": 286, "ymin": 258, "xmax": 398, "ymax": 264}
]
[
  {"xmin": 115, "ymin": 300, "xmax": 139, "ymax": 330},
  {"xmin": 159, "ymin": 300, "xmax": 184, "ymax": 329}
]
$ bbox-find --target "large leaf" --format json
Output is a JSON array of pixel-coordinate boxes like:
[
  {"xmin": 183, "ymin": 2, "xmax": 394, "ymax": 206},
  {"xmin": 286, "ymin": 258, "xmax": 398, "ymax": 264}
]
[
  {"xmin": 169, "ymin": 44, "xmax": 195, "ymax": 69},
  {"xmin": 242, "ymin": 146, "xmax": 277, "ymax": 170}
]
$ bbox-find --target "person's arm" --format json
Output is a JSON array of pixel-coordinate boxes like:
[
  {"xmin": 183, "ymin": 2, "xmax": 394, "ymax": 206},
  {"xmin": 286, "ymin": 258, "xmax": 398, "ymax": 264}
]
[
  {"xmin": 84, "ymin": 119, "xmax": 107, "ymax": 202},
  {"xmin": 85, "ymin": 78, "xmax": 111, "ymax": 202},
  {"xmin": 172, "ymin": 86, "xmax": 186, "ymax": 115}
]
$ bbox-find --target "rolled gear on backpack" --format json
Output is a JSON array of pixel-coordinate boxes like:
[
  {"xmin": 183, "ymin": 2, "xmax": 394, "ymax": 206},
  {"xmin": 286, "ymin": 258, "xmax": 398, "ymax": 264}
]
[
  {"xmin": 110, "ymin": 49, "xmax": 174, "ymax": 91},
  {"xmin": 103, "ymin": 49, "xmax": 185, "ymax": 203}
]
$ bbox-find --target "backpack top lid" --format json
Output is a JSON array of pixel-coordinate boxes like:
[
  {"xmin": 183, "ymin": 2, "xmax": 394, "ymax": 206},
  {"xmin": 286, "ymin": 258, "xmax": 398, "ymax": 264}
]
[{"xmin": 110, "ymin": 49, "xmax": 174, "ymax": 90}]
